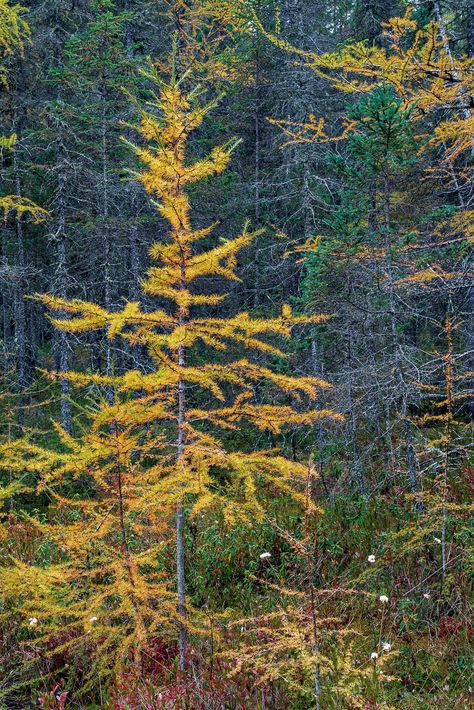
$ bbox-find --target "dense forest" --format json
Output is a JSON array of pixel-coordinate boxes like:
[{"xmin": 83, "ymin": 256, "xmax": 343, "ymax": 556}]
[{"xmin": 0, "ymin": 0, "xmax": 473, "ymax": 707}]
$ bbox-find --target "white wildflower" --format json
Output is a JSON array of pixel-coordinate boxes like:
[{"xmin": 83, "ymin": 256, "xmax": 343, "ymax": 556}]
[
  {"xmin": 434, "ymin": 537, "xmax": 441, "ymax": 544},
  {"xmin": 259, "ymin": 552, "xmax": 271, "ymax": 560},
  {"xmin": 423, "ymin": 593, "xmax": 431, "ymax": 599},
  {"xmin": 379, "ymin": 595, "xmax": 389, "ymax": 603},
  {"xmin": 371, "ymin": 652, "xmax": 378, "ymax": 660},
  {"xmin": 382, "ymin": 642, "xmax": 391, "ymax": 651},
  {"xmin": 367, "ymin": 555, "xmax": 376, "ymax": 563},
  {"xmin": 28, "ymin": 617, "xmax": 38, "ymax": 626},
  {"xmin": 89, "ymin": 616, "xmax": 98, "ymax": 623}
]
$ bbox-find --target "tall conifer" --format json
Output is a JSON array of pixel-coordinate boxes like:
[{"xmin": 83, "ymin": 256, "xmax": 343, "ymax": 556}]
[{"xmin": 1, "ymin": 63, "xmax": 336, "ymax": 678}]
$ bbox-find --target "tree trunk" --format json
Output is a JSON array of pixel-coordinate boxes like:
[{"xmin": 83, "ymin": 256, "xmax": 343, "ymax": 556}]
[
  {"xmin": 252, "ymin": 35, "xmax": 262, "ymax": 311},
  {"xmin": 52, "ymin": 130, "xmax": 72, "ymax": 434},
  {"xmin": 101, "ymin": 106, "xmax": 115, "ymax": 404},
  {"xmin": 12, "ymin": 149, "xmax": 28, "ymax": 427},
  {"xmin": 467, "ymin": 0, "xmax": 474, "ymax": 57},
  {"xmin": 2, "ymin": 221, "xmax": 13, "ymax": 379},
  {"xmin": 177, "ymin": 339, "xmax": 187, "ymax": 669},
  {"xmin": 347, "ymin": 329, "xmax": 366, "ymax": 497}
]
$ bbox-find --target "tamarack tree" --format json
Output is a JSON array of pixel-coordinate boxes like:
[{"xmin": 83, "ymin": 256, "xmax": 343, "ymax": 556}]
[
  {"xmin": 0, "ymin": 61, "xmax": 337, "ymax": 684},
  {"xmin": 0, "ymin": 0, "xmax": 46, "ymax": 222}
]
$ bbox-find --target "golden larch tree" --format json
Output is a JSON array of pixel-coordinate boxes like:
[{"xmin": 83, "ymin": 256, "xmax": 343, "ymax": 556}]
[{"xmin": 0, "ymin": 62, "xmax": 337, "ymax": 680}]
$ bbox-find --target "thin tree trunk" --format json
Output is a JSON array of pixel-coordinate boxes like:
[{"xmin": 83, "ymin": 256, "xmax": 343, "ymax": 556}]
[
  {"xmin": 467, "ymin": 0, "xmax": 474, "ymax": 58},
  {"xmin": 101, "ymin": 104, "xmax": 115, "ymax": 404},
  {"xmin": 347, "ymin": 329, "xmax": 366, "ymax": 497},
  {"xmin": 252, "ymin": 34, "xmax": 262, "ymax": 311},
  {"xmin": 172, "ymin": 6, "xmax": 191, "ymax": 669},
  {"xmin": 441, "ymin": 311, "xmax": 454, "ymax": 588},
  {"xmin": 177, "ymin": 339, "xmax": 187, "ymax": 669},
  {"xmin": 12, "ymin": 149, "xmax": 28, "ymax": 426},
  {"xmin": 52, "ymin": 128, "xmax": 72, "ymax": 433},
  {"xmin": 2, "ymin": 221, "xmax": 13, "ymax": 378}
]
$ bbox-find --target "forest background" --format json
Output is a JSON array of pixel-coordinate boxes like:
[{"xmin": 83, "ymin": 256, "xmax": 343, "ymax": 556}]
[{"xmin": 0, "ymin": 0, "xmax": 473, "ymax": 708}]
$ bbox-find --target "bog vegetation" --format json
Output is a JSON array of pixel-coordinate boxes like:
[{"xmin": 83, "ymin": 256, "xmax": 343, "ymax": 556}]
[{"xmin": 0, "ymin": 1, "xmax": 473, "ymax": 708}]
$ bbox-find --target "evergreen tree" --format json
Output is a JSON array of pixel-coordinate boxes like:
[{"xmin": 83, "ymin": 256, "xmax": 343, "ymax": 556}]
[{"xmin": 302, "ymin": 85, "xmax": 422, "ymax": 493}]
